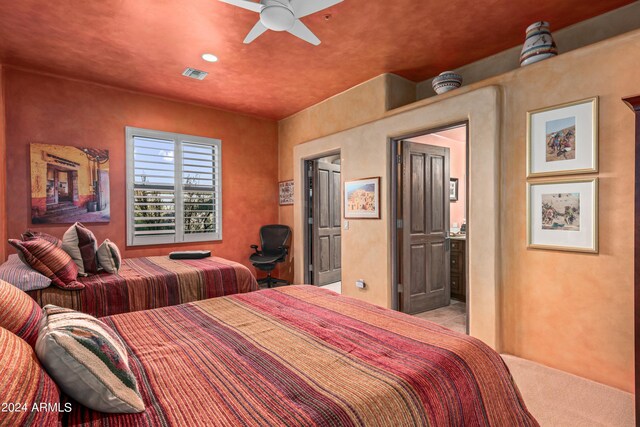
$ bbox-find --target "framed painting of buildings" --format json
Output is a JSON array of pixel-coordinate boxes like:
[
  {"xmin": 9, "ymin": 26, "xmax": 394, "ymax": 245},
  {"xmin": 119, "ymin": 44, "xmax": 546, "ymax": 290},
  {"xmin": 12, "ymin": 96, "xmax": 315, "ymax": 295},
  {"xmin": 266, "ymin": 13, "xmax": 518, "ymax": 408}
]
[
  {"xmin": 526, "ymin": 177, "xmax": 598, "ymax": 253},
  {"xmin": 279, "ymin": 180, "xmax": 294, "ymax": 205},
  {"xmin": 526, "ymin": 97, "xmax": 598, "ymax": 178},
  {"xmin": 30, "ymin": 143, "xmax": 110, "ymax": 224},
  {"xmin": 344, "ymin": 177, "xmax": 380, "ymax": 219}
]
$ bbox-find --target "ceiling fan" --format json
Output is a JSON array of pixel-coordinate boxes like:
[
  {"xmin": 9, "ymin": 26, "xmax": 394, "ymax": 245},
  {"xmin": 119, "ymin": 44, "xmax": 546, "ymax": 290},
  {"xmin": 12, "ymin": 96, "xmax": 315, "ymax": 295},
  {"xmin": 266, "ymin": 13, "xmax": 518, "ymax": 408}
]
[{"xmin": 219, "ymin": 0, "xmax": 343, "ymax": 45}]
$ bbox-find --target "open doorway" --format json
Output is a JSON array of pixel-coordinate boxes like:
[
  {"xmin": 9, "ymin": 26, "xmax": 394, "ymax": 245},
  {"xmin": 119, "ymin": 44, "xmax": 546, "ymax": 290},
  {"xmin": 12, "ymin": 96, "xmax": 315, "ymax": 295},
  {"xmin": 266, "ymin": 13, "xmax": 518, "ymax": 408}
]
[
  {"xmin": 46, "ymin": 165, "xmax": 78, "ymax": 206},
  {"xmin": 392, "ymin": 123, "xmax": 468, "ymax": 334},
  {"xmin": 304, "ymin": 152, "xmax": 342, "ymax": 293}
]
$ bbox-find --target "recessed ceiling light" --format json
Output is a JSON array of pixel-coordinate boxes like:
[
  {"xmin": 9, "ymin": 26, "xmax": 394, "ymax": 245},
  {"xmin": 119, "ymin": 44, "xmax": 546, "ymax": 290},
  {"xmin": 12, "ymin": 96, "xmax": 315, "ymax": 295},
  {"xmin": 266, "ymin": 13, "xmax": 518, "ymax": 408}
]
[{"xmin": 201, "ymin": 53, "xmax": 218, "ymax": 63}]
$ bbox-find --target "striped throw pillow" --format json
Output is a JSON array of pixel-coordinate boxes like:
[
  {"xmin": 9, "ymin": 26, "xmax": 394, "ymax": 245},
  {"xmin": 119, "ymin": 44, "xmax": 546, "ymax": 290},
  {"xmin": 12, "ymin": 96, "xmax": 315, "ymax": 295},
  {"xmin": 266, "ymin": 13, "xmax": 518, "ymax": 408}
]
[
  {"xmin": 0, "ymin": 254, "xmax": 52, "ymax": 291},
  {"xmin": 0, "ymin": 279, "xmax": 44, "ymax": 347},
  {"xmin": 0, "ymin": 327, "xmax": 61, "ymax": 427},
  {"xmin": 9, "ymin": 238, "xmax": 84, "ymax": 290},
  {"xmin": 36, "ymin": 305, "xmax": 145, "ymax": 414},
  {"xmin": 22, "ymin": 230, "xmax": 63, "ymax": 248}
]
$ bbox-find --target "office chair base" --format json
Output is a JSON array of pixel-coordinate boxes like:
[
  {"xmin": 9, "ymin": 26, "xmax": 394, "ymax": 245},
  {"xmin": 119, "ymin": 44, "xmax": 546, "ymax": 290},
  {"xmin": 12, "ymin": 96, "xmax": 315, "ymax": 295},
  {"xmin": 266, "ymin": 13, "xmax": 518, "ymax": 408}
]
[{"xmin": 257, "ymin": 275, "xmax": 289, "ymax": 289}]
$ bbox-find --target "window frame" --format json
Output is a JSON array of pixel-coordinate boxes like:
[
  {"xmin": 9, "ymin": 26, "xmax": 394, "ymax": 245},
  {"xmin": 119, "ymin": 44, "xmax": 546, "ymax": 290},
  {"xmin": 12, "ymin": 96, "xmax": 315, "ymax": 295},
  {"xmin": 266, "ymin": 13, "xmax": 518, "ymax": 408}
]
[{"xmin": 125, "ymin": 126, "xmax": 222, "ymax": 246}]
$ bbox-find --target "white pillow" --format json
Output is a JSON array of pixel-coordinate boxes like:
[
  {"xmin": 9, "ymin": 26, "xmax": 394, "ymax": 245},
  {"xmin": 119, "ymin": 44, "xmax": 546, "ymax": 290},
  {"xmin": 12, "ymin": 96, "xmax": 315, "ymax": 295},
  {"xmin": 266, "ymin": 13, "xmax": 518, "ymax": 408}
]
[{"xmin": 97, "ymin": 239, "xmax": 122, "ymax": 274}]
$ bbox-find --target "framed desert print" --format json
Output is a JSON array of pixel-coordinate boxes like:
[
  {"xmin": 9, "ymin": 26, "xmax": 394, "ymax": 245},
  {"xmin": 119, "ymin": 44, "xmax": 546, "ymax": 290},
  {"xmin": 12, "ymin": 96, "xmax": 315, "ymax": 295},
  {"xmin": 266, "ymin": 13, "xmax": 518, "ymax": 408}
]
[
  {"xmin": 450, "ymin": 178, "xmax": 459, "ymax": 201},
  {"xmin": 279, "ymin": 180, "xmax": 294, "ymax": 205},
  {"xmin": 344, "ymin": 177, "xmax": 380, "ymax": 219},
  {"xmin": 526, "ymin": 97, "xmax": 598, "ymax": 178},
  {"xmin": 527, "ymin": 178, "xmax": 598, "ymax": 253}
]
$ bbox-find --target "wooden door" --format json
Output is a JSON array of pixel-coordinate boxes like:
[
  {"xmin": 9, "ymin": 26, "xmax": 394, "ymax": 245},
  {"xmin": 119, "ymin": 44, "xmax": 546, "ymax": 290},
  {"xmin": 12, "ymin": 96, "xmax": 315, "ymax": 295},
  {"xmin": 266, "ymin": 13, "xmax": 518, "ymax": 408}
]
[
  {"xmin": 312, "ymin": 161, "xmax": 341, "ymax": 285},
  {"xmin": 401, "ymin": 141, "xmax": 450, "ymax": 314}
]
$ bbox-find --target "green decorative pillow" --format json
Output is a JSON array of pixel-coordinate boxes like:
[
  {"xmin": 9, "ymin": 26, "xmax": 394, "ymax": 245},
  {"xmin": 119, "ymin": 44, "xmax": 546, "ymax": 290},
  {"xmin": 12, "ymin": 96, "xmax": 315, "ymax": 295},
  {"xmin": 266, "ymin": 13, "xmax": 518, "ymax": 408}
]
[{"xmin": 35, "ymin": 305, "xmax": 145, "ymax": 414}]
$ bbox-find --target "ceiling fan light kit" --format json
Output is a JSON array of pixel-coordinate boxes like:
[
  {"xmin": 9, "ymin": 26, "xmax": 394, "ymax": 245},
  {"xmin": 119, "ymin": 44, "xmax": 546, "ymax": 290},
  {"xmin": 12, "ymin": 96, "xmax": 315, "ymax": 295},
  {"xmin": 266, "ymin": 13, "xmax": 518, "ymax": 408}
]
[
  {"xmin": 261, "ymin": 2, "xmax": 296, "ymax": 31},
  {"xmin": 219, "ymin": 0, "xmax": 343, "ymax": 45}
]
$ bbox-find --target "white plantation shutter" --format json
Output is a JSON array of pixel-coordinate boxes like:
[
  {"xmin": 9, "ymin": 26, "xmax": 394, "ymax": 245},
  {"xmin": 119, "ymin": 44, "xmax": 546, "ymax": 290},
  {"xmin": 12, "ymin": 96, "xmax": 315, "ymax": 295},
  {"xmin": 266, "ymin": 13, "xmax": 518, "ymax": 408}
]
[
  {"xmin": 181, "ymin": 142, "xmax": 220, "ymax": 240},
  {"xmin": 126, "ymin": 128, "xmax": 222, "ymax": 246},
  {"xmin": 131, "ymin": 136, "xmax": 177, "ymax": 244}
]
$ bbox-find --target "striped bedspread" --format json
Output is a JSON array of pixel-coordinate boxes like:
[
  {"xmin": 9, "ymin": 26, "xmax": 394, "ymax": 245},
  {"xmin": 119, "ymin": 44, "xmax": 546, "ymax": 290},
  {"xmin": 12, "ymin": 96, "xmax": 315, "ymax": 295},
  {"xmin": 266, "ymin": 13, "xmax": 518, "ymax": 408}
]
[
  {"xmin": 64, "ymin": 286, "xmax": 538, "ymax": 426},
  {"xmin": 27, "ymin": 256, "xmax": 257, "ymax": 317}
]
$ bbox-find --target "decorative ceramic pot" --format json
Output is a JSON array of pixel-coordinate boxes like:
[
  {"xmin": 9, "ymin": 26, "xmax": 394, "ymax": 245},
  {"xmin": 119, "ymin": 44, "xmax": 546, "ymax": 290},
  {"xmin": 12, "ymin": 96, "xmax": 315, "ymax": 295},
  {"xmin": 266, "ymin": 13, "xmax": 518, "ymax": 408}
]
[
  {"xmin": 432, "ymin": 71, "xmax": 463, "ymax": 95},
  {"xmin": 519, "ymin": 21, "xmax": 558, "ymax": 66}
]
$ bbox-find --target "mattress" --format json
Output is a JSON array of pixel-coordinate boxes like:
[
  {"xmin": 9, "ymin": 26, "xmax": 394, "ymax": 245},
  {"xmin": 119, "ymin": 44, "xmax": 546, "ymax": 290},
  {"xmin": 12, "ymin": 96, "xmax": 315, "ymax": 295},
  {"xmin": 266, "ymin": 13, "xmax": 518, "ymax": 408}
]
[
  {"xmin": 63, "ymin": 285, "xmax": 538, "ymax": 426},
  {"xmin": 27, "ymin": 256, "xmax": 258, "ymax": 317}
]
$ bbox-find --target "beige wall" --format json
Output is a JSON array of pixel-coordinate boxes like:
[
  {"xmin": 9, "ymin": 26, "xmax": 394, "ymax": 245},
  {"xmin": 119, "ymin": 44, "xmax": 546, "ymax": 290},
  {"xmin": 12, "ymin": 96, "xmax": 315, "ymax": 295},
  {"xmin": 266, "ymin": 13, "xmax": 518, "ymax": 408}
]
[
  {"xmin": 497, "ymin": 31, "xmax": 637, "ymax": 393},
  {"xmin": 278, "ymin": 74, "xmax": 406, "ymax": 281},
  {"xmin": 416, "ymin": 2, "xmax": 640, "ymax": 101},
  {"xmin": 291, "ymin": 86, "xmax": 502, "ymax": 349},
  {"xmin": 279, "ymin": 30, "xmax": 640, "ymax": 392}
]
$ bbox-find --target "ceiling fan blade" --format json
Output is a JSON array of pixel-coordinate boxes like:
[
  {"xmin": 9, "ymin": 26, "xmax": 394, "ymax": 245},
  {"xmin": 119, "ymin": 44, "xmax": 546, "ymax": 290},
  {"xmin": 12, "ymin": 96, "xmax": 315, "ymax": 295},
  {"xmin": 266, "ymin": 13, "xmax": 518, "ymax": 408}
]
[
  {"xmin": 292, "ymin": 0, "xmax": 343, "ymax": 18},
  {"xmin": 218, "ymin": 0, "xmax": 262, "ymax": 13},
  {"xmin": 287, "ymin": 19, "xmax": 321, "ymax": 45},
  {"xmin": 244, "ymin": 21, "xmax": 268, "ymax": 43}
]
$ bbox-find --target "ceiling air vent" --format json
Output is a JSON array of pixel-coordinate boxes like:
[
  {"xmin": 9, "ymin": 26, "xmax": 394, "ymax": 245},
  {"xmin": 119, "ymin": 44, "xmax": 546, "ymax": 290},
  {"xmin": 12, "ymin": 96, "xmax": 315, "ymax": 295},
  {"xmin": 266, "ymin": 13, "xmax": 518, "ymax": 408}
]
[{"xmin": 182, "ymin": 67, "xmax": 208, "ymax": 80}]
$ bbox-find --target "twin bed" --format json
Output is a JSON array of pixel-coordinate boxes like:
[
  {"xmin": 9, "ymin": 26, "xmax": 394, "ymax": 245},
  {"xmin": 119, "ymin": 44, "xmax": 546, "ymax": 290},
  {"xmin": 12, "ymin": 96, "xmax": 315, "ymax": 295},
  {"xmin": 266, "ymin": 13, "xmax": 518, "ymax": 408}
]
[
  {"xmin": 3, "ymin": 253, "xmax": 537, "ymax": 425},
  {"xmin": 61, "ymin": 285, "xmax": 537, "ymax": 426},
  {"xmin": 26, "ymin": 255, "xmax": 258, "ymax": 317}
]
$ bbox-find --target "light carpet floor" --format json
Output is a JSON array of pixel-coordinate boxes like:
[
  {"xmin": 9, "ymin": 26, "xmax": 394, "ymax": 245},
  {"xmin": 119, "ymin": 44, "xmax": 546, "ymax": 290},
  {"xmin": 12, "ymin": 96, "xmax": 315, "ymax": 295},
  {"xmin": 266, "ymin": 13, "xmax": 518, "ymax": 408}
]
[
  {"xmin": 502, "ymin": 354, "xmax": 634, "ymax": 426},
  {"xmin": 414, "ymin": 300, "xmax": 466, "ymax": 334},
  {"xmin": 320, "ymin": 281, "xmax": 341, "ymax": 294}
]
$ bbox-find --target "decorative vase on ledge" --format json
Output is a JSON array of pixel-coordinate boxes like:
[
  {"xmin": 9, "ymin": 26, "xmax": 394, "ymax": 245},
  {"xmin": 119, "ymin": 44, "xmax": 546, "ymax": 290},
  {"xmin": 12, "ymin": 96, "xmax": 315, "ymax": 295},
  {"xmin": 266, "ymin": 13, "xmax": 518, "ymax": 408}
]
[
  {"xmin": 432, "ymin": 71, "xmax": 463, "ymax": 95},
  {"xmin": 519, "ymin": 21, "xmax": 558, "ymax": 66}
]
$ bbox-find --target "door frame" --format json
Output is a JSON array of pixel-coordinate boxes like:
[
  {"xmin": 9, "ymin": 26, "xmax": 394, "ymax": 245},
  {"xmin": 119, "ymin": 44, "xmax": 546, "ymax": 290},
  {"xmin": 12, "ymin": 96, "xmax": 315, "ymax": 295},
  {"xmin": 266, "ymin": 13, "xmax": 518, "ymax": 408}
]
[
  {"xmin": 622, "ymin": 94, "xmax": 639, "ymax": 422},
  {"xmin": 302, "ymin": 149, "xmax": 342, "ymax": 285},
  {"xmin": 390, "ymin": 121, "xmax": 469, "ymax": 330}
]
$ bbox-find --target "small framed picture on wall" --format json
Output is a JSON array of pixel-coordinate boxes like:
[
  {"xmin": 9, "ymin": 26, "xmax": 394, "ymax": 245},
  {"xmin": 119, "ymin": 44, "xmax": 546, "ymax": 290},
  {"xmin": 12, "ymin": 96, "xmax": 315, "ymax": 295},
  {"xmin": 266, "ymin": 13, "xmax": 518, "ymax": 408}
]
[
  {"xmin": 344, "ymin": 177, "xmax": 380, "ymax": 219},
  {"xmin": 526, "ymin": 97, "xmax": 598, "ymax": 178},
  {"xmin": 279, "ymin": 180, "xmax": 294, "ymax": 205},
  {"xmin": 526, "ymin": 177, "xmax": 598, "ymax": 253},
  {"xmin": 450, "ymin": 178, "xmax": 459, "ymax": 201}
]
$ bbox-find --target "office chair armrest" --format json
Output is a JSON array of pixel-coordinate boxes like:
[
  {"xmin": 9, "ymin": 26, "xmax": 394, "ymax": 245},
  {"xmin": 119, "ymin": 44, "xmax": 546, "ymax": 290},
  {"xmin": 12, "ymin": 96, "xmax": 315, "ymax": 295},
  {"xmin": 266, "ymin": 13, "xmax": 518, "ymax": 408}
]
[
  {"xmin": 278, "ymin": 245, "xmax": 290, "ymax": 255},
  {"xmin": 250, "ymin": 244, "xmax": 261, "ymax": 255}
]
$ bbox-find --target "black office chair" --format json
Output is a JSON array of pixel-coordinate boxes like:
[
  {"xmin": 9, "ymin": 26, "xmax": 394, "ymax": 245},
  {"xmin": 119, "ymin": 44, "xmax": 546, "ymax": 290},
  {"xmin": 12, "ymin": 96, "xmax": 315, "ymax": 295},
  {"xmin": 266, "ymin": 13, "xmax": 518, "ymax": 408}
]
[{"xmin": 250, "ymin": 225, "xmax": 291, "ymax": 288}]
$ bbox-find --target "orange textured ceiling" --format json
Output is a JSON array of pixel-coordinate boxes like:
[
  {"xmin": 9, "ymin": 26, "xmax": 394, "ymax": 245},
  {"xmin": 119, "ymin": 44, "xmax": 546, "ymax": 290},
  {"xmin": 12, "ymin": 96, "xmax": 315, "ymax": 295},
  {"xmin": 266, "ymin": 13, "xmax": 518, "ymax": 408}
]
[{"xmin": 0, "ymin": 0, "xmax": 633, "ymax": 119}]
